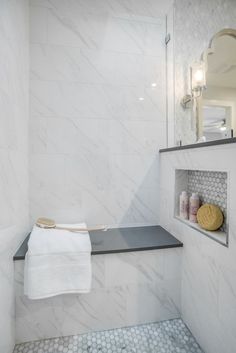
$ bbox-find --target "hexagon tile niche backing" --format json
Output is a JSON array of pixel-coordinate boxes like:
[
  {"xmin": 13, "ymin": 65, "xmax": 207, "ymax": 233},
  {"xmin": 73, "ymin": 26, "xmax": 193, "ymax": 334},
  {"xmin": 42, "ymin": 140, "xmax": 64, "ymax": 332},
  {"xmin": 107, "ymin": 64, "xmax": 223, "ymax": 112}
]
[{"xmin": 187, "ymin": 170, "xmax": 228, "ymax": 233}]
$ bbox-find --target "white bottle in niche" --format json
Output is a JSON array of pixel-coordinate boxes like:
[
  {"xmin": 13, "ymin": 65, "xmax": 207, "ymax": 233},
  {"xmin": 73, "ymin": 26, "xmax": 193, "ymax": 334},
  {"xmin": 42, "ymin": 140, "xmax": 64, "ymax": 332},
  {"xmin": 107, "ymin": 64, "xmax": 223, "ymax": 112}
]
[
  {"xmin": 189, "ymin": 193, "xmax": 200, "ymax": 223},
  {"xmin": 179, "ymin": 191, "xmax": 189, "ymax": 220}
]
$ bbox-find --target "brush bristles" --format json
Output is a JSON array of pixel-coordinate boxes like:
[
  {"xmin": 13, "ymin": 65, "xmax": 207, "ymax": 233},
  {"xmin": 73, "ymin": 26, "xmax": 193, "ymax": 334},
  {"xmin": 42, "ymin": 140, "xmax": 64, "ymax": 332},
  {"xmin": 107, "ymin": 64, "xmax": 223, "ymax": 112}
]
[{"xmin": 36, "ymin": 217, "xmax": 56, "ymax": 228}]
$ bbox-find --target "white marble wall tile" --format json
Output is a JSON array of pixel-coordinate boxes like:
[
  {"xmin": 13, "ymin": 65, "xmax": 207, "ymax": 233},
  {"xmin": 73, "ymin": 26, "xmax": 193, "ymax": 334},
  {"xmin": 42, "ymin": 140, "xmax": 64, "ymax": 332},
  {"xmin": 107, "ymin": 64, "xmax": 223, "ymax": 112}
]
[
  {"xmin": 30, "ymin": 5, "xmax": 48, "ymax": 44},
  {"xmin": 0, "ymin": 152, "xmax": 28, "ymax": 236},
  {"xmin": 78, "ymin": 186, "xmax": 159, "ymax": 226},
  {"xmin": 45, "ymin": 10, "xmax": 164, "ymax": 55},
  {"xmin": 0, "ymin": 1, "xmax": 29, "ymax": 352},
  {"xmin": 125, "ymin": 280, "xmax": 180, "ymax": 326},
  {"xmin": 29, "ymin": 0, "xmax": 168, "ymax": 227},
  {"xmin": 181, "ymin": 282, "xmax": 222, "ymax": 353},
  {"xmin": 97, "ymin": 86, "xmax": 165, "ymax": 121},
  {"xmin": 29, "ymin": 153, "xmax": 83, "ymax": 223},
  {"xmin": 30, "ymin": 117, "xmax": 166, "ymax": 157},
  {"xmin": 91, "ymin": 255, "xmax": 106, "ymax": 290},
  {"xmin": 30, "ymin": 117, "xmax": 110, "ymax": 155},
  {"xmin": 30, "ymin": 45, "xmax": 165, "ymax": 86},
  {"xmin": 73, "ymin": 49, "xmax": 165, "ymax": 87},
  {"xmin": 65, "ymin": 154, "xmax": 112, "ymax": 192},
  {"xmin": 16, "ymin": 286, "xmax": 127, "ymax": 342},
  {"xmin": 104, "ymin": 251, "xmax": 164, "ymax": 287},
  {"xmin": 30, "ymin": 81, "xmax": 113, "ymax": 119},
  {"xmin": 30, "ymin": 81, "xmax": 165, "ymax": 121},
  {"xmin": 15, "ymin": 247, "xmax": 182, "ymax": 343},
  {"xmin": 29, "ymin": 153, "xmax": 162, "ymax": 225},
  {"xmin": 30, "ymin": 0, "xmax": 174, "ymax": 19},
  {"xmin": 0, "ymin": 255, "xmax": 15, "ymax": 353},
  {"xmin": 163, "ymin": 248, "xmax": 182, "ymax": 281},
  {"xmin": 29, "ymin": 188, "xmax": 83, "ymax": 224},
  {"xmin": 110, "ymin": 154, "xmax": 159, "ymax": 190},
  {"xmin": 109, "ymin": 186, "xmax": 159, "ymax": 225},
  {"xmin": 109, "ymin": 120, "xmax": 166, "ymax": 153},
  {"xmin": 160, "ymin": 145, "xmax": 236, "ymax": 353},
  {"xmin": 30, "ymin": 154, "xmax": 66, "ymax": 189},
  {"xmin": 218, "ymin": 266, "xmax": 236, "ymax": 341},
  {"xmin": 79, "ymin": 189, "xmax": 118, "ymax": 226},
  {"xmin": 30, "ymin": 45, "xmax": 104, "ymax": 83}
]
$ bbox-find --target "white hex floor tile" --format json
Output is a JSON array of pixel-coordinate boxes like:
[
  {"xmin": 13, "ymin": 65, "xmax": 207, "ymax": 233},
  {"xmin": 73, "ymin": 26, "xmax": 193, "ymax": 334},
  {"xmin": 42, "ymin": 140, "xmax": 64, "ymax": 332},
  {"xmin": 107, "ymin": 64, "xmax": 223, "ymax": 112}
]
[{"xmin": 14, "ymin": 319, "xmax": 204, "ymax": 353}]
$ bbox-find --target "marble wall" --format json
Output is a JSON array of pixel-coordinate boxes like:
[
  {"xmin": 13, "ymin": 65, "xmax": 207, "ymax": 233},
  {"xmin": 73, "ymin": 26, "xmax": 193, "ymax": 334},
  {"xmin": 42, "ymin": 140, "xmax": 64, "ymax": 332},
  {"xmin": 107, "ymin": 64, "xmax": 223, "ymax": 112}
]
[
  {"xmin": 174, "ymin": 0, "xmax": 236, "ymax": 145},
  {"xmin": 29, "ymin": 0, "xmax": 173, "ymax": 227},
  {"xmin": 15, "ymin": 248, "xmax": 182, "ymax": 343},
  {"xmin": 159, "ymin": 144, "xmax": 236, "ymax": 353},
  {"xmin": 0, "ymin": 1, "xmax": 29, "ymax": 353}
]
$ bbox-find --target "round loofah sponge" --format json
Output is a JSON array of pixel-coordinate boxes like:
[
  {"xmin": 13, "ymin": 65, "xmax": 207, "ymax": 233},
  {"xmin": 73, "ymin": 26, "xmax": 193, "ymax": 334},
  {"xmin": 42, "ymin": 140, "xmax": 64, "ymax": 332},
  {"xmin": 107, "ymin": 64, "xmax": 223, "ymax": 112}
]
[{"xmin": 197, "ymin": 204, "xmax": 224, "ymax": 231}]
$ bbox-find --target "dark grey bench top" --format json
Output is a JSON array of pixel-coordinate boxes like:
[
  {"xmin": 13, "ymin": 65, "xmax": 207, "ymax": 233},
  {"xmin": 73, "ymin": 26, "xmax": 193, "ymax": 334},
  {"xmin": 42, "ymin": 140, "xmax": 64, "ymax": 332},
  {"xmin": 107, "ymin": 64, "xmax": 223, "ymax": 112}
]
[{"xmin": 13, "ymin": 225, "xmax": 183, "ymax": 261}]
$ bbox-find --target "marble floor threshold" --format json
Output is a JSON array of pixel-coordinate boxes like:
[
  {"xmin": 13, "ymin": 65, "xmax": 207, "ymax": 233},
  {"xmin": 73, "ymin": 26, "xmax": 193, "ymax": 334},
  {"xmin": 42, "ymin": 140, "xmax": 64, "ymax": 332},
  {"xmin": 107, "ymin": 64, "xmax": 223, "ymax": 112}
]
[{"xmin": 14, "ymin": 318, "xmax": 204, "ymax": 353}]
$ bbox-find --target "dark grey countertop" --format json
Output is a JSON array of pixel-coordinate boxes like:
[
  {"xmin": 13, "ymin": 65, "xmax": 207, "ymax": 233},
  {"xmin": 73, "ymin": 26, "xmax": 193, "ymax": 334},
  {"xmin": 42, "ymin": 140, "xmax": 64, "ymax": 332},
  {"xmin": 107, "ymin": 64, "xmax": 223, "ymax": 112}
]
[
  {"xmin": 159, "ymin": 137, "xmax": 236, "ymax": 153},
  {"xmin": 13, "ymin": 226, "xmax": 183, "ymax": 261}
]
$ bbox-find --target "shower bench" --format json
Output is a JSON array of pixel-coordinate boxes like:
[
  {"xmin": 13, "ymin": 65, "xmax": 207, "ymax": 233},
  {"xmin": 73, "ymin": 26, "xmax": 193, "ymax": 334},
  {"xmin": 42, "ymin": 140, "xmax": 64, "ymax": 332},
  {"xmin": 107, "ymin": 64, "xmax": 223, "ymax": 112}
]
[
  {"xmin": 14, "ymin": 226, "xmax": 183, "ymax": 344},
  {"xmin": 14, "ymin": 225, "xmax": 182, "ymax": 260}
]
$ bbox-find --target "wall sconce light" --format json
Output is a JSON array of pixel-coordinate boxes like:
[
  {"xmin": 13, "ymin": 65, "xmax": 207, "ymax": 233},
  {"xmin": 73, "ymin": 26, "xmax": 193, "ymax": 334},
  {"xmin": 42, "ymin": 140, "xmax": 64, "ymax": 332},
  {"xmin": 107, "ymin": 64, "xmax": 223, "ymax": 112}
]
[{"xmin": 181, "ymin": 61, "xmax": 206, "ymax": 109}]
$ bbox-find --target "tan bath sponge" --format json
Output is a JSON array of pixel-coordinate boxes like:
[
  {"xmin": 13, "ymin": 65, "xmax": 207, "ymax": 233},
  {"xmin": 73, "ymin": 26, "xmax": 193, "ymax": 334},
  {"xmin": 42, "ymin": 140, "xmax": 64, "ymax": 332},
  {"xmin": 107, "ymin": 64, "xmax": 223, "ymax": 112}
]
[{"xmin": 197, "ymin": 204, "xmax": 223, "ymax": 231}]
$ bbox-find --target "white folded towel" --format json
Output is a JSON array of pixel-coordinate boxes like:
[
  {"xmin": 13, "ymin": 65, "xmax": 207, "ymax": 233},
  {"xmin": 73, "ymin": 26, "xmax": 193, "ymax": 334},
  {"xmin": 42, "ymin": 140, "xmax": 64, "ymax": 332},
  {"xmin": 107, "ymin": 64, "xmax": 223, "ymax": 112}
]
[{"xmin": 24, "ymin": 223, "xmax": 92, "ymax": 300}]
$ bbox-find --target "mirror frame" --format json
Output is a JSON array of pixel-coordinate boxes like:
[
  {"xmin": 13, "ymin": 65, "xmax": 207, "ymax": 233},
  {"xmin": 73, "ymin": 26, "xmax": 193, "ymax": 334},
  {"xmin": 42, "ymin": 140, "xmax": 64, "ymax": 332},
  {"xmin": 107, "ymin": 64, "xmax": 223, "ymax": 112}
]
[
  {"xmin": 201, "ymin": 28, "xmax": 236, "ymax": 63},
  {"xmin": 196, "ymin": 28, "xmax": 236, "ymax": 141}
]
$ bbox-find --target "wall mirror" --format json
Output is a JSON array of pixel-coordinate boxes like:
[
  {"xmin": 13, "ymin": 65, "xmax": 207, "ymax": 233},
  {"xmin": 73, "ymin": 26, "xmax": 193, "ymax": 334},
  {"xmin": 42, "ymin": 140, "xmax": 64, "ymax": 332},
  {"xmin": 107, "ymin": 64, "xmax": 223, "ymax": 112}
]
[{"xmin": 197, "ymin": 29, "xmax": 236, "ymax": 142}]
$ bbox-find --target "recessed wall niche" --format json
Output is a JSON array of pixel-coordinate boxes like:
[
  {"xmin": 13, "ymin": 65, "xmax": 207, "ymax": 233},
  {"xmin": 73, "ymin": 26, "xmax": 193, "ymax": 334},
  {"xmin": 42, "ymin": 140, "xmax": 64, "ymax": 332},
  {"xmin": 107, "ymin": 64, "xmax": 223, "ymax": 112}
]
[{"xmin": 175, "ymin": 169, "xmax": 228, "ymax": 246}]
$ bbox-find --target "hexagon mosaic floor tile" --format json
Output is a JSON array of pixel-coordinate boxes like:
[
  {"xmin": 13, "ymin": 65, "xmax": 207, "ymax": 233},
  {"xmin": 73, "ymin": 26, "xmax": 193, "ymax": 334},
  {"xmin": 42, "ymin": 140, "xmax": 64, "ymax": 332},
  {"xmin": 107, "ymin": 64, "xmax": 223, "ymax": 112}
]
[{"xmin": 14, "ymin": 319, "xmax": 204, "ymax": 353}]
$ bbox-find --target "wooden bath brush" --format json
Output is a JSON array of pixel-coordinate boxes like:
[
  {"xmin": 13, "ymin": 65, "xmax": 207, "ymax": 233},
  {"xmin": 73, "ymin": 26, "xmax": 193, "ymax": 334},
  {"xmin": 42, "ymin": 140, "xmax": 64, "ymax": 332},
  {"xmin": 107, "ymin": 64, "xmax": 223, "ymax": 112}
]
[{"xmin": 36, "ymin": 217, "xmax": 108, "ymax": 232}]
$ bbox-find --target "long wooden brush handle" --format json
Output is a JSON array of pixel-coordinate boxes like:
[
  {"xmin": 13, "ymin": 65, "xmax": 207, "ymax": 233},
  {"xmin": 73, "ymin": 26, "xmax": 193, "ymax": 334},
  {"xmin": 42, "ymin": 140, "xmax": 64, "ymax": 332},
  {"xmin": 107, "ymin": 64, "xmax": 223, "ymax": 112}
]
[
  {"xmin": 35, "ymin": 217, "xmax": 107, "ymax": 232},
  {"xmin": 55, "ymin": 225, "xmax": 107, "ymax": 232}
]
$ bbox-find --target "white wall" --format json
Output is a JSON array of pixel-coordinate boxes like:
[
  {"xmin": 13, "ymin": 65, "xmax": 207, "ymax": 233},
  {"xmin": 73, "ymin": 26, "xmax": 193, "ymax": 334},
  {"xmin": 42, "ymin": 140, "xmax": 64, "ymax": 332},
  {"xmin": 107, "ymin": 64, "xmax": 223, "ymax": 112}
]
[
  {"xmin": 174, "ymin": 0, "xmax": 236, "ymax": 145},
  {"xmin": 15, "ymin": 248, "xmax": 181, "ymax": 343},
  {"xmin": 29, "ymin": 0, "xmax": 172, "ymax": 227},
  {"xmin": 160, "ymin": 144, "xmax": 236, "ymax": 353},
  {"xmin": 0, "ymin": 1, "xmax": 29, "ymax": 352}
]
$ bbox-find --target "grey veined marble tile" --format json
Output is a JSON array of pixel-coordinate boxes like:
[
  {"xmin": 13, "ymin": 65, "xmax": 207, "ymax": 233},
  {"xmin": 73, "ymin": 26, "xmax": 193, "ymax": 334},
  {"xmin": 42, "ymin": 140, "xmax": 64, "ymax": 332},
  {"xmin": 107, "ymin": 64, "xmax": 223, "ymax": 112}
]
[{"xmin": 14, "ymin": 318, "xmax": 204, "ymax": 353}]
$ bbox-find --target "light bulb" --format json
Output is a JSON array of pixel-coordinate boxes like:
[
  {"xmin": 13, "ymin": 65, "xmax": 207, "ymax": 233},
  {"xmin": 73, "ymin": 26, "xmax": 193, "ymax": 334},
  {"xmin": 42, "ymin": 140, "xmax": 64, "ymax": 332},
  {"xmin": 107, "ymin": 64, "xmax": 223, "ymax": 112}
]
[
  {"xmin": 151, "ymin": 83, "xmax": 157, "ymax": 87},
  {"xmin": 139, "ymin": 97, "xmax": 144, "ymax": 101},
  {"xmin": 191, "ymin": 61, "xmax": 206, "ymax": 91},
  {"xmin": 194, "ymin": 69, "xmax": 204, "ymax": 83},
  {"xmin": 220, "ymin": 126, "xmax": 227, "ymax": 131}
]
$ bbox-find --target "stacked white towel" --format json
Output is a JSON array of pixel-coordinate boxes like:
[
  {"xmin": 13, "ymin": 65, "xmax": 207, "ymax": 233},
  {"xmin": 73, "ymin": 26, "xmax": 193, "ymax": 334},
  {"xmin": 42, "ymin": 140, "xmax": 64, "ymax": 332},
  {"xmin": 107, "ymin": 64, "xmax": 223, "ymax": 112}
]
[{"xmin": 24, "ymin": 223, "xmax": 92, "ymax": 300}]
